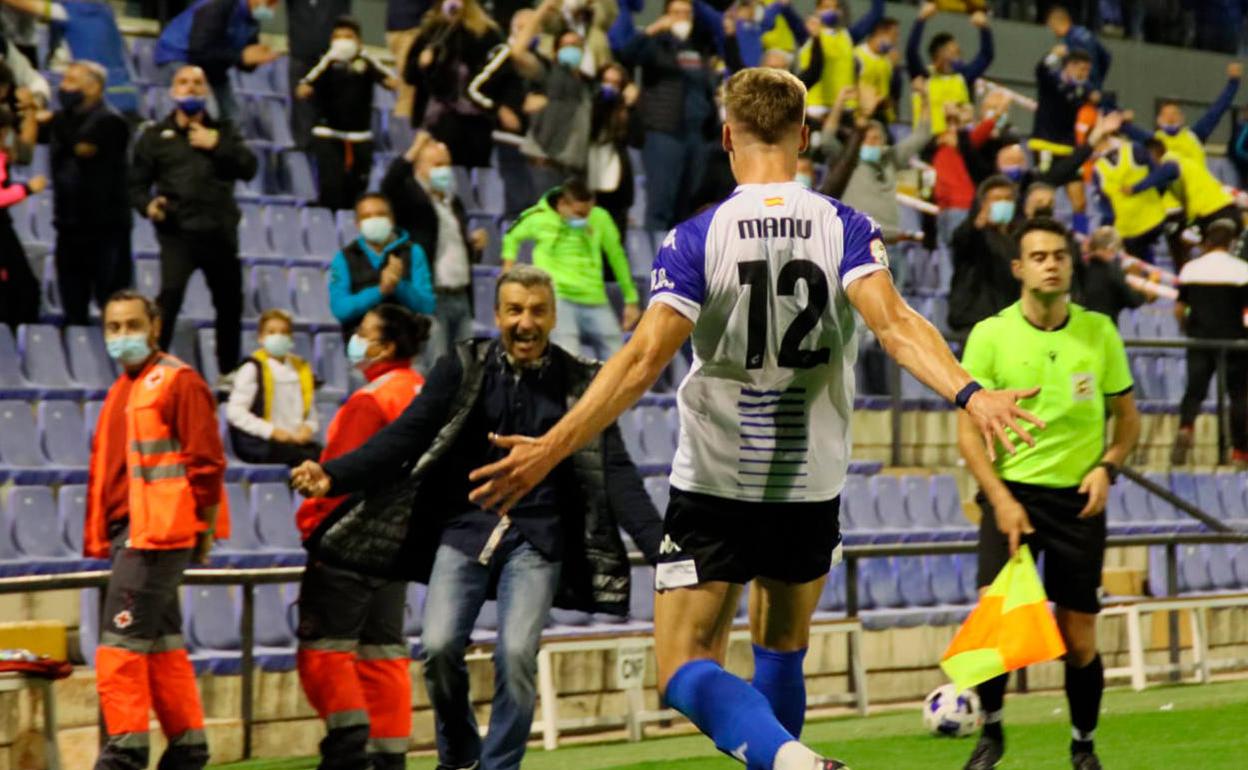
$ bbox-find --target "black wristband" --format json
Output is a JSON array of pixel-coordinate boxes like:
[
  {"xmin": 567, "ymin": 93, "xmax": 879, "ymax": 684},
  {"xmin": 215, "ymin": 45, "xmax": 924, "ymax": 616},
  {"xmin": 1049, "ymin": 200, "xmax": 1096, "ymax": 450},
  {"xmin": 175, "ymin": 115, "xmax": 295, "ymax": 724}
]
[
  {"xmin": 955, "ymin": 381, "xmax": 983, "ymax": 410},
  {"xmin": 1099, "ymin": 462, "xmax": 1120, "ymax": 484}
]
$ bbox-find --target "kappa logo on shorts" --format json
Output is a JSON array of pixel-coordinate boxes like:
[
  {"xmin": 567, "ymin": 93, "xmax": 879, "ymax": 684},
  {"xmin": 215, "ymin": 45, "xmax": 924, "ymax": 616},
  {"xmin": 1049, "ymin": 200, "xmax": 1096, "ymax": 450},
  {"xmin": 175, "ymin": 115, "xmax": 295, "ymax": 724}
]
[
  {"xmin": 659, "ymin": 535, "xmax": 683, "ymax": 556},
  {"xmin": 113, "ymin": 609, "xmax": 134, "ymax": 630}
]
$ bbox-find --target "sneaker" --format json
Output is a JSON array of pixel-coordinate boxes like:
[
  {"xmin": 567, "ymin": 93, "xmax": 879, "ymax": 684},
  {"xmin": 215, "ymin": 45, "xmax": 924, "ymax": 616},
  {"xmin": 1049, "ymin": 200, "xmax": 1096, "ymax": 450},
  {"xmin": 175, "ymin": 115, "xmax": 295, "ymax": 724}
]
[
  {"xmin": 964, "ymin": 735, "xmax": 1005, "ymax": 770},
  {"xmin": 1171, "ymin": 428, "xmax": 1194, "ymax": 466},
  {"xmin": 1072, "ymin": 751, "xmax": 1103, "ymax": 770}
]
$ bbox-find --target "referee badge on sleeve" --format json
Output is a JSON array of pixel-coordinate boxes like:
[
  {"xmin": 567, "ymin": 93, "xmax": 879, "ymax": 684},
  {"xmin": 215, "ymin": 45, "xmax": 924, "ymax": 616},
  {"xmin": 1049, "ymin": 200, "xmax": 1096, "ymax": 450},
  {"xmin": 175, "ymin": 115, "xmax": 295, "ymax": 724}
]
[{"xmin": 1072, "ymin": 373, "xmax": 1096, "ymax": 401}]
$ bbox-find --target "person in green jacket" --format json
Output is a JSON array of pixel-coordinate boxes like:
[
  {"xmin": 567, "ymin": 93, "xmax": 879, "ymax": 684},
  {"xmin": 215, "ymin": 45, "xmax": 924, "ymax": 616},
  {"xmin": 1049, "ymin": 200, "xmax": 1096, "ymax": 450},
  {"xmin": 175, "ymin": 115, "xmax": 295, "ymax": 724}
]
[{"xmin": 501, "ymin": 178, "xmax": 641, "ymax": 358}]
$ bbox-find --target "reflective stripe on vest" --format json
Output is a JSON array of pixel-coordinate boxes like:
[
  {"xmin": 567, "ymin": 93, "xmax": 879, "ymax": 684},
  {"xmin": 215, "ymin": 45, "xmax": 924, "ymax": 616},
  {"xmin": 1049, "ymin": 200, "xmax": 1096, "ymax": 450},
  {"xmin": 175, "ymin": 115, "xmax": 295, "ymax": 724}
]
[
  {"xmin": 920, "ymin": 71, "xmax": 971, "ymax": 134},
  {"xmin": 1094, "ymin": 147, "xmax": 1167, "ymax": 237},
  {"xmin": 803, "ymin": 29, "xmax": 855, "ymax": 108},
  {"xmin": 252, "ymin": 349, "xmax": 315, "ymax": 420}
]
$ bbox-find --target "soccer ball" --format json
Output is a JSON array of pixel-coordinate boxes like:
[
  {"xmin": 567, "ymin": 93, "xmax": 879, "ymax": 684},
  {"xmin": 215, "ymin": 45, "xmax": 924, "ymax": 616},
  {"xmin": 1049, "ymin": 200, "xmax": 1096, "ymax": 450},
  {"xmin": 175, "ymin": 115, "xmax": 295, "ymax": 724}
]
[{"xmin": 922, "ymin": 684, "xmax": 984, "ymax": 738}]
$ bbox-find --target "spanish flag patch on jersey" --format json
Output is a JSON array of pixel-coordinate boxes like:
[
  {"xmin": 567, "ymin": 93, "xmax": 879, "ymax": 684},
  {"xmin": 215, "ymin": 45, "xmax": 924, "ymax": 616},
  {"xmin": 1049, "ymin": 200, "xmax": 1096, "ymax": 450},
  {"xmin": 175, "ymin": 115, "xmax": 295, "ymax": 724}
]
[{"xmin": 764, "ymin": 196, "xmax": 785, "ymax": 207}]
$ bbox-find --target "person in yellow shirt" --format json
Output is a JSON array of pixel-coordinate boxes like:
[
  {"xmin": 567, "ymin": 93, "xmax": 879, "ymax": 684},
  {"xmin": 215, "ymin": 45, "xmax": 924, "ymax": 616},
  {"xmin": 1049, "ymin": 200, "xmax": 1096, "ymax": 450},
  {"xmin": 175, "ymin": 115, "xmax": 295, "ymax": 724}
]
[
  {"xmin": 853, "ymin": 16, "xmax": 901, "ymax": 122},
  {"xmin": 798, "ymin": 0, "xmax": 884, "ymax": 120},
  {"xmin": 1121, "ymin": 62, "xmax": 1241, "ymax": 168},
  {"xmin": 905, "ymin": 2, "xmax": 994, "ymax": 134}
]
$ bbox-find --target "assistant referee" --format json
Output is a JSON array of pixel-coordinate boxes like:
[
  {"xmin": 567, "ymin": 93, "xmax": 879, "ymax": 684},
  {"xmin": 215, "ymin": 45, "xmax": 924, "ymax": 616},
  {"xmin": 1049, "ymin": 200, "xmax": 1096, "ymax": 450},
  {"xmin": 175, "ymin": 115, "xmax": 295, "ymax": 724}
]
[{"xmin": 956, "ymin": 218, "xmax": 1141, "ymax": 770}]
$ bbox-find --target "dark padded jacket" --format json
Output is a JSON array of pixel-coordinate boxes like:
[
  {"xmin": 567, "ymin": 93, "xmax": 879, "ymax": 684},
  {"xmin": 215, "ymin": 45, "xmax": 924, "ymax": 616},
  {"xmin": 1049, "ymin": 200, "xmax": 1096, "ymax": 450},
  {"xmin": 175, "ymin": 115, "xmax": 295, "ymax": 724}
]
[{"xmin": 307, "ymin": 338, "xmax": 664, "ymax": 615}]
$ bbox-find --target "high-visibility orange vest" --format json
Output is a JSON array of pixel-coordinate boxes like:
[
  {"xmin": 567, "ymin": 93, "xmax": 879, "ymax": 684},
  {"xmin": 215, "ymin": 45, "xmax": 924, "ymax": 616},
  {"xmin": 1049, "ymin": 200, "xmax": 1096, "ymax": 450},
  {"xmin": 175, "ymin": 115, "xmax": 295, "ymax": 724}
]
[{"xmin": 85, "ymin": 354, "xmax": 230, "ymax": 558}]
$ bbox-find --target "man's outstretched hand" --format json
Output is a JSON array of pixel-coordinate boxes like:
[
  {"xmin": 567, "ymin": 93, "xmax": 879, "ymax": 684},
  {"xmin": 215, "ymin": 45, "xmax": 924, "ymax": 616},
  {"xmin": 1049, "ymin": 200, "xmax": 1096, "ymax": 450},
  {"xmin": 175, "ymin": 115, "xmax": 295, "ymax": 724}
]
[
  {"xmin": 291, "ymin": 461, "xmax": 331, "ymax": 498},
  {"xmin": 468, "ymin": 434, "xmax": 561, "ymax": 515},
  {"xmin": 966, "ymin": 387, "xmax": 1046, "ymax": 461}
]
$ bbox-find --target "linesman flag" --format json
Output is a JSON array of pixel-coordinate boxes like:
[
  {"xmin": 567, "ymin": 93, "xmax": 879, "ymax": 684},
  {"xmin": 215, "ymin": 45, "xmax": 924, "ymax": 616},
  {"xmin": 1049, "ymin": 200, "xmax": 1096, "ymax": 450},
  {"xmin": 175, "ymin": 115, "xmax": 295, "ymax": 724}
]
[{"xmin": 940, "ymin": 546, "xmax": 1067, "ymax": 691}]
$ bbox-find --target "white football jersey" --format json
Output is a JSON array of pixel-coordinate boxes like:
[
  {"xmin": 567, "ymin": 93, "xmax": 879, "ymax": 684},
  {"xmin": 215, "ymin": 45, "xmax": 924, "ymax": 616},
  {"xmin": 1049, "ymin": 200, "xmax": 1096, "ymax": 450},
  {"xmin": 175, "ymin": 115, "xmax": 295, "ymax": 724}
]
[{"xmin": 649, "ymin": 182, "xmax": 890, "ymax": 502}]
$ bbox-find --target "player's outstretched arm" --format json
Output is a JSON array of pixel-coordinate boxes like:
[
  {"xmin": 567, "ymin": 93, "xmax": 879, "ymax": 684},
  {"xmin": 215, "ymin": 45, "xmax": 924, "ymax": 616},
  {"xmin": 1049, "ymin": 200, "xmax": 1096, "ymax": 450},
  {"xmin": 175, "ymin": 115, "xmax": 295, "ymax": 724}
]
[
  {"xmin": 846, "ymin": 271, "xmax": 1045, "ymax": 457},
  {"xmin": 468, "ymin": 304, "xmax": 694, "ymax": 514}
]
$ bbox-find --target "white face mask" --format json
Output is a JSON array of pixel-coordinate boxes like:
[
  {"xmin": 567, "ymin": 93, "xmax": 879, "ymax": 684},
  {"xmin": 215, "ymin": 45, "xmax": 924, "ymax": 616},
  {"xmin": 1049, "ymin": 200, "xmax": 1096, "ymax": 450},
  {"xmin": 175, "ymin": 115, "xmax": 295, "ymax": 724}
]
[
  {"xmin": 328, "ymin": 38, "xmax": 360, "ymax": 61},
  {"xmin": 671, "ymin": 20, "xmax": 692, "ymax": 41}
]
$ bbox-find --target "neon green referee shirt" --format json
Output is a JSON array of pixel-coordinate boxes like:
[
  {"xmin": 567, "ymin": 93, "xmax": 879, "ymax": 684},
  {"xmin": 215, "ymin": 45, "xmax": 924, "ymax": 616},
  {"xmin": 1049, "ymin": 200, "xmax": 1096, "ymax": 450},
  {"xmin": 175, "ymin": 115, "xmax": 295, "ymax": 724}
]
[{"xmin": 960, "ymin": 301, "xmax": 1134, "ymax": 489}]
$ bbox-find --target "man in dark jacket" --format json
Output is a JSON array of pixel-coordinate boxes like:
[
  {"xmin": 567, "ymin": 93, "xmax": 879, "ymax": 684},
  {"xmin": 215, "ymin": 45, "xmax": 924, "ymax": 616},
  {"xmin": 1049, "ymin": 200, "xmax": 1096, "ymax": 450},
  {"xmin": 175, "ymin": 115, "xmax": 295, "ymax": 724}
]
[
  {"xmin": 130, "ymin": 64, "xmax": 258, "ymax": 379},
  {"xmin": 154, "ymin": 0, "xmax": 281, "ymax": 121},
  {"xmin": 292, "ymin": 264, "xmax": 663, "ymax": 770},
  {"xmin": 48, "ymin": 60, "xmax": 132, "ymax": 326},
  {"xmin": 948, "ymin": 175, "xmax": 1021, "ymax": 335}
]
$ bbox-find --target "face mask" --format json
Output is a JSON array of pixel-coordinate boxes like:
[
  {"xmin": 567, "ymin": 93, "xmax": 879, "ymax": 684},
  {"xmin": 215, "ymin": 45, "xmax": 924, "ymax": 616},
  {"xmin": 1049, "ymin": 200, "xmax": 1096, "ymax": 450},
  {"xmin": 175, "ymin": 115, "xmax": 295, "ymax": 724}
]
[
  {"xmin": 1160, "ymin": 123, "xmax": 1183, "ymax": 136},
  {"xmin": 174, "ymin": 95, "xmax": 206, "ymax": 116},
  {"xmin": 820, "ymin": 11, "xmax": 840, "ymax": 26},
  {"xmin": 329, "ymin": 38, "xmax": 360, "ymax": 61},
  {"xmin": 795, "ymin": 172, "xmax": 813, "ymax": 189},
  {"xmin": 347, "ymin": 334, "xmax": 374, "ymax": 367},
  {"xmin": 1000, "ymin": 165, "xmax": 1025, "ymax": 182},
  {"xmin": 988, "ymin": 199, "xmax": 1016, "ymax": 225},
  {"xmin": 1031, "ymin": 205, "xmax": 1055, "ymax": 219},
  {"xmin": 58, "ymin": 88, "xmax": 84, "ymax": 112},
  {"xmin": 876, "ymin": 41, "xmax": 894, "ymax": 54},
  {"xmin": 670, "ymin": 20, "xmax": 692, "ymax": 41},
  {"xmin": 442, "ymin": 0, "xmax": 462, "ymax": 17},
  {"xmin": 599, "ymin": 82, "xmax": 619, "ymax": 101},
  {"xmin": 428, "ymin": 165, "xmax": 454, "ymax": 194},
  {"xmin": 556, "ymin": 45, "xmax": 583, "ymax": 70},
  {"xmin": 946, "ymin": 57, "xmax": 964, "ymax": 72},
  {"xmin": 262, "ymin": 333, "xmax": 294, "ymax": 358},
  {"xmin": 359, "ymin": 216, "xmax": 394, "ymax": 244},
  {"xmin": 565, "ymin": 216, "xmax": 588, "ymax": 229},
  {"xmin": 106, "ymin": 334, "xmax": 152, "ymax": 366},
  {"xmin": 859, "ymin": 145, "xmax": 882, "ymax": 164},
  {"xmin": 251, "ymin": 3, "xmax": 274, "ymax": 22}
]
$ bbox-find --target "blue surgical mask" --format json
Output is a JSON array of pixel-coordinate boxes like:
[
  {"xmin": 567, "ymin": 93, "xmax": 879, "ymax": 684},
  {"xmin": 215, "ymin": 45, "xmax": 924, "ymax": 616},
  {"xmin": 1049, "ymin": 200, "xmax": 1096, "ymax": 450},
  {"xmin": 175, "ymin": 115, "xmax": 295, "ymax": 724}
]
[
  {"xmin": 876, "ymin": 41, "xmax": 894, "ymax": 54},
  {"xmin": 252, "ymin": 4, "xmax": 274, "ymax": 22},
  {"xmin": 820, "ymin": 11, "xmax": 840, "ymax": 26},
  {"xmin": 859, "ymin": 145, "xmax": 882, "ymax": 164},
  {"xmin": 988, "ymin": 199, "xmax": 1016, "ymax": 225},
  {"xmin": 359, "ymin": 216, "xmax": 394, "ymax": 244},
  {"xmin": 1001, "ymin": 165, "xmax": 1025, "ymax": 182},
  {"xmin": 174, "ymin": 95, "xmax": 206, "ymax": 116},
  {"xmin": 428, "ymin": 165, "xmax": 454, "ymax": 194},
  {"xmin": 795, "ymin": 172, "xmax": 813, "ymax": 189},
  {"xmin": 1160, "ymin": 124, "xmax": 1183, "ymax": 136},
  {"xmin": 599, "ymin": 83, "xmax": 619, "ymax": 101},
  {"xmin": 566, "ymin": 216, "xmax": 588, "ymax": 230},
  {"xmin": 106, "ymin": 334, "xmax": 152, "ymax": 366},
  {"xmin": 262, "ymin": 334, "xmax": 294, "ymax": 358},
  {"xmin": 556, "ymin": 45, "xmax": 583, "ymax": 70},
  {"xmin": 347, "ymin": 334, "xmax": 373, "ymax": 367}
]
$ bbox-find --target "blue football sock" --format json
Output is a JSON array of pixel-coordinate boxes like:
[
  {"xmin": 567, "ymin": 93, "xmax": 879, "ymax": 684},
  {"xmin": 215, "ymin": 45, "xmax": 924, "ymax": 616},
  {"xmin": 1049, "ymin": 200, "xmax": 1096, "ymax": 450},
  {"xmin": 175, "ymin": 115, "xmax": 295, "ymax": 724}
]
[
  {"xmin": 1071, "ymin": 212, "xmax": 1089, "ymax": 235},
  {"xmin": 665, "ymin": 659, "xmax": 796, "ymax": 770},
  {"xmin": 751, "ymin": 645, "xmax": 808, "ymax": 738}
]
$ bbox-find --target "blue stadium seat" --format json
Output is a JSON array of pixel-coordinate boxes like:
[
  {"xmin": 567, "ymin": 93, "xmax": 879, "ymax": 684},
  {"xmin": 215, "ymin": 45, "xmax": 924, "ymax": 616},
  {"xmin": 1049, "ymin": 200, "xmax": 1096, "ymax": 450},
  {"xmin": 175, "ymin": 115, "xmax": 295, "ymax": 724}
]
[
  {"xmin": 637, "ymin": 406, "xmax": 676, "ymax": 466},
  {"xmin": 928, "ymin": 555, "xmax": 963, "ymax": 605},
  {"xmin": 64, "ymin": 326, "xmax": 115, "ymax": 394},
  {"xmin": 643, "ymin": 475, "xmax": 670, "ymax": 515},
  {"xmin": 186, "ymin": 586, "xmax": 242, "ymax": 650},
  {"xmin": 5, "ymin": 486, "xmax": 71, "ymax": 559},
  {"xmin": 268, "ymin": 206, "xmax": 308, "ymax": 263},
  {"xmin": 625, "ymin": 229, "xmax": 654, "ymax": 275},
  {"xmin": 38, "ymin": 401, "xmax": 88, "ymax": 466},
  {"xmin": 839, "ymin": 474, "xmax": 873, "ymax": 542},
  {"xmin": 58, "ymin": 484, "xmax": 86, "ymax": 554},
  {"xmin": 870, "ymin": 475, "xmax": 909, "ymax": 531},
  {"xmin": 617, "ymin": 410, "xmax": 645, "ymax": 463},
  {"xmin": 335, "ymin": 208, "xmax": 359, "ymax": 244},
  {"xmin": 303, "ymin": 206, "xmax": 340, "ymax": 258},
  {"xmin": 1191, "ymin": 472, "xmax": 1225, "ymax": 521},
  {"xmin": 630, "ymin": 566, "xmax": 654, "ymax": 621},
  {"xmin": 130, "ymin": 36, "xmax": 159, "ymax": 84},
  {"xmin": 255, "ymin": 583, "xmax": 297, "ymax": 648},
  {"xmin": 0, "ymin": 401, "xmax": 66, "ymax": 484},
  {"xmin": 0, "ymin": 326, "xmax": 35, "ymax": 397},
  {"xmin": 239, "ymin": 203, "xmax": 275, "ymax": 260},
  {"xmin": 133, "ymin": 258, "xmax": 161, "ymax": 298},
  {"xmin": 313, "ymin": 332, "xmax": 348, "ymax": 397},
  {"xmin": 1233, "ymin": 546, "xmax": 1248, "ymax": 588},
  {"xmin": 815, "ymin": 566, "xmax": 846, "ymax": 615},
  {"xmin": 18, "ymin": 324, "xmax": 82, "ymax": 397},
  {"xmin": 896, "ymin": 556, "xmax": 935, "ymax": 607},
  {"xmin": 292, "ymin": 331, "xmax": 314, "ymax": 363},
  {"xmin": 1179, "ymin": 544, "xmax": 1212, "ymax": 592},
  {"xmin": 219, "ymin": 483, "xmax": 262, "ymax": 556},
  {"xmin": 1216, "ymin": 473, "xmax": 1248, "ymax": 523},
  {"xmin": 252, "ymin": 483, "xmax": 300, "ymax": 550},
  {"xmin": 404, "ymin": 582, "xmax": 426, "ymax": 637},
  {"xmin": 1207, "ymin": 545, "xmax": 1238, "ymax": 590},
  {"xmin": 282, "ymin": 152, "xmax": 318, "ymax": 201},
  {"xmin": 238, "ymin": 63, "xmax": 279, "ymax": 95},
  {"xmin": 290, "ymin": 266, "xmax": 335, "ymax": 325},
  {"xmin": 80, "ymin": 588, "xmax": 100, "ymax": 665},
  {"xmin": 251, "ymin": 265, "xmax": 294, "ymax": 315},
  {"xmin": 256, "ymin": 97, "xmax": 295, "ymax": 148},
  {"xmin": 932, "ymin": 475, "xmax": 971, "ymax": 535},
  {"xmin": 475, "ymin": 166, "xmax": 504, "ymax": 216},
  {"xmin": 957, "ymin": 554, "xmax": 979, "ymax": 602},
  {"xmin": 83, "ymin": 400, "xmax": 104, "ymax": 445},
  {"xmin": 180, "ymin": 271, "xmax": 217, "ymax": 322},
  {"xmin": 902, "ymin": 475, "xmax": 943, "ymax": 534}
]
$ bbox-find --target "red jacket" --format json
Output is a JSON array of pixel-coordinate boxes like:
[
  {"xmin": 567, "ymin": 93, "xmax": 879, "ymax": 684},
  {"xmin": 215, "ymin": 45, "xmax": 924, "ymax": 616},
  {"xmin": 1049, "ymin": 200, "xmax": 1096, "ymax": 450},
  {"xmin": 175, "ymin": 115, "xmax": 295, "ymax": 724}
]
[{"xmin": 295, "ymin": 359, "xmax": 425, "ymax": 540}]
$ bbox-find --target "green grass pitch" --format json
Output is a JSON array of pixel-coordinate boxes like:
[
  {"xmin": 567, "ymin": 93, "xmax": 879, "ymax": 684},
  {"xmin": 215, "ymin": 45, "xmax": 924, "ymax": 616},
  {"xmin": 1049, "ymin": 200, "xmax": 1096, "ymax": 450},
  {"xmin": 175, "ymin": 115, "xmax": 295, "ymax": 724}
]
[{"xmin": 211, "ymin": 679, "xmax": 1248, "ymax": 769}]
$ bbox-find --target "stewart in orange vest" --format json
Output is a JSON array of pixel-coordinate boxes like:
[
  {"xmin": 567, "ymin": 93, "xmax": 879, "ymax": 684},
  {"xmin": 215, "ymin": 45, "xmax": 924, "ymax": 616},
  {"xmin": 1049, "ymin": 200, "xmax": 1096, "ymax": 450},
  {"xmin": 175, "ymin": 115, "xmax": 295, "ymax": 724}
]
[{"xmin": 85, "ymin": 291, "xmax": 229, "ymax": 770}]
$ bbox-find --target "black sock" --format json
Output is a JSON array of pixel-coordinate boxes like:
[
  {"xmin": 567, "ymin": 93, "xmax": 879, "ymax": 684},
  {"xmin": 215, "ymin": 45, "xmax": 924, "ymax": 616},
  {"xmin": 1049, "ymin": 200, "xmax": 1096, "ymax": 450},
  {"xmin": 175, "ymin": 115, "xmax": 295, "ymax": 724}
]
[
  {"xmin": 1065, "ymin": 654, "xmax": 1104, "ymax": 754},
  {"xmin": 977, "ymin": 673, "xmax": 1008, "ymax": 741}
]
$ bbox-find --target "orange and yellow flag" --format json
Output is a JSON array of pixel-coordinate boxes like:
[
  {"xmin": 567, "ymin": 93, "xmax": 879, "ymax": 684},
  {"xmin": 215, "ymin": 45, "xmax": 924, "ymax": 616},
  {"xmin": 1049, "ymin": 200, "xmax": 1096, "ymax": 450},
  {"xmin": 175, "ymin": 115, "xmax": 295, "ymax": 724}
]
[{"xmin": 940, "ymin": 546, "xmax": 1067, "ymax": 691}]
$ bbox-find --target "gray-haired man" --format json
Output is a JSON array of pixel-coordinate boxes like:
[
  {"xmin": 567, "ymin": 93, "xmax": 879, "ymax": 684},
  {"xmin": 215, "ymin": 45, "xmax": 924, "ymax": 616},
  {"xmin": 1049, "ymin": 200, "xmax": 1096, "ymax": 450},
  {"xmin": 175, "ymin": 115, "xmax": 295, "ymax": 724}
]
[{"xmin": 292, "ymin": 266, "xmax": 663, "ymax": 770}]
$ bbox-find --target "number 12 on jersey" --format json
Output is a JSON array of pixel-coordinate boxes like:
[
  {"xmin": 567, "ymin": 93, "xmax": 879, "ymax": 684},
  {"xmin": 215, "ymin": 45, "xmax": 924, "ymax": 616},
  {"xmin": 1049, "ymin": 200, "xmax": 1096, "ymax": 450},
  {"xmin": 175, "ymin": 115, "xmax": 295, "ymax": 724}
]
[{"xmin": 737, "ymin": 259, "xmax": 832, "ymax": 370}]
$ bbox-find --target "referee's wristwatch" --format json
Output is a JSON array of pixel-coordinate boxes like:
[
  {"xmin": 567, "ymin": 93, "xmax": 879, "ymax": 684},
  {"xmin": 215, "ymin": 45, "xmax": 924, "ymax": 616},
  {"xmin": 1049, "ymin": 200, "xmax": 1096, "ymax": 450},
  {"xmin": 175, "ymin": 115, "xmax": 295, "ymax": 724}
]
[{"xmin": 1099, "ymin": 461, "xmax": 1121, "ymax": 484}]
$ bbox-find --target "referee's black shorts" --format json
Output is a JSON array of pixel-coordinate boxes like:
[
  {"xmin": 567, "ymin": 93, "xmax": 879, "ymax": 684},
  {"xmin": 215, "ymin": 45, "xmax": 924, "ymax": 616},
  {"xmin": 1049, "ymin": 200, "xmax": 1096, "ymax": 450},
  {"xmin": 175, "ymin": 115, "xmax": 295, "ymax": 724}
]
[
  {"xmin": 976, "ymin": 481, "xmax": 1107, "ymax": 614},
  {"xmin": 655, "ymin": 488, "xmax": 841, "ymax": 590}
]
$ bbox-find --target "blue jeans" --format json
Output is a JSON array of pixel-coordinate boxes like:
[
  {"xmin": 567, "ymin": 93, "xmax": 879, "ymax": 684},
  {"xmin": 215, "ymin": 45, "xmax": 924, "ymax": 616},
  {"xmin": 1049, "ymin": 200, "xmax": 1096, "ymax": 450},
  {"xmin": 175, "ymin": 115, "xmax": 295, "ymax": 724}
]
[
  {"xmin": 552, "ymin": 297, "xmax": 623, "ymax": 360},
  {"xmin": 425, "ymin": 291, "xmax": 475, "ymax": 371},
  {"xmin": 421, "ymin": 535, "xmax": 561, "ymax": 770}
]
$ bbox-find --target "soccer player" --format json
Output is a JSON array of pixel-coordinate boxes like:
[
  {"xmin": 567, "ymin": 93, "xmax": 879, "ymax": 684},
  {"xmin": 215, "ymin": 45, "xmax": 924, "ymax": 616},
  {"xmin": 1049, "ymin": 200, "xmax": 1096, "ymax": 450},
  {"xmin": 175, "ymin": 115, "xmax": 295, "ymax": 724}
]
[
  {"xmin": 467, "ymin": 68, "xmax": 1042, "ymax": 770},
  {"xmin": 957, "ymin": 218, "xmax": 1142, "ymax": 770}
]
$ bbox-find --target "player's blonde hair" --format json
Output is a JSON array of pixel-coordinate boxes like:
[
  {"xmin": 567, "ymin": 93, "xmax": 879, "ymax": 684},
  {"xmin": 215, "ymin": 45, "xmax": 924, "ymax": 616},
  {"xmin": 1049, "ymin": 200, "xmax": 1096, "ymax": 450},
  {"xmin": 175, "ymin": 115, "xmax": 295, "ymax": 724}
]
[{"xmin": 723, "ymin": 68, "xmax": 807, "ymax": 145}]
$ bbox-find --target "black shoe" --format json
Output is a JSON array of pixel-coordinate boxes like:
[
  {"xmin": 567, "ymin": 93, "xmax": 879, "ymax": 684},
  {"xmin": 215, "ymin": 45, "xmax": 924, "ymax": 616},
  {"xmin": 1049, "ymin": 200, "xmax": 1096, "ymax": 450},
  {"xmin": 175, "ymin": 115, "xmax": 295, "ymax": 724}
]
[
  {"xmin": 1072, "ymin": 752, "xmax": 1102, "ymax": 770},
  {"xmin": 964, "ymin": 735, "xmax": 1005, "ymax": 770}
]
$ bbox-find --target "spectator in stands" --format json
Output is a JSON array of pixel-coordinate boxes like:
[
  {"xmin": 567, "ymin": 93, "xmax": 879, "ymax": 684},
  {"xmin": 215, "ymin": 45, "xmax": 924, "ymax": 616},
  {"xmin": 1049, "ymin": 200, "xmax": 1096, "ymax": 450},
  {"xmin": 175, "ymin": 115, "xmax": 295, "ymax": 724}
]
[
  {"xmin": 854, "ymin": 16, "xmax": 902, "ymax": 123},
  {"xmin": 1122, "ymin": 62, "xmax": 1241, "ymax": 169},
  {"xmin": 1130, "ymin": 137, "xmax": 1240, "ymax": 250},
  {"xmin": 1172, "ymin": 220, "xmax": 1248, "ymax": 466},
  {"xmin": 297, "ymin": 16, "xmax": 398, "ymax": 211},
  {"xmin": 45, "ymin": 0, "xmax": 141, "ymax": 117},
  {"xmin": 86, "ymin": 290, "xmax": 228, "ymax": 770},
  {"xmin": 0, "ymin": 57, "xmax": 38, "ymax": 162},
  {"xmin": 468, "ymin": 9, "xmax": 538, "ymax": 218},
  {"xmin": 226, "ymin": 308, "xmax": 323, "ymax": 466},
  {"xmin": 294, "ymin": 304, "xmax": 430, "ymax": 770},
  {"xmin": 947, "ymin": 175, "xmax": 1021, "ymax": 335},
  {"xmin": 618, "ymin": 0, "xmax": 719, "ymax": 231},
  {"xmin": 798, "ymin": 0, "xmax": 884, "ymax": 122},
  {"xmin": 0, "ymin": 87, "xmax": 43, "ymax": 331},
  {"xmin": 285, "ymin": 0, "xmax": 352, "ymax": 148},
  {"xmin": 1030, "ymin": 47, "xmax": 1097, "ymax": 233},
  {"xmin": 502, "ymin": 177, "xmax": 640, "ymax": 358},
  {"xmin": 385, "ymin": 0, "xmax": 432, "ymax": 121},
  {"xmin": 130, "ymin": 64, "xmax": 258, "ymax": 381},
  {"xmin": 1092, "ymin": 135, "xmax": 1169, "ymax": 262},
  {"xmin": 510, "ymin": 0, "xmax": 596, "ymax": 194},
  {"xmin": 406, "ymin": 0, "xmax": 503, "ymax": 168},
  {"xmin": 290, "ymin": 265, "xmax": 663, "ymax": 770},
  {"xmin": 906, "ymin": 3, "xmax": 994, "ymax": 135},
  {"xmin": 47, "ymin": 60, "xmax": 132, "ymax": 327},
  {"xmin": 926, "ymin": 100, "xmax": 994, "ymax": 252},
  {"xmin": 382, "ymin": 133, "xmax": 487, "ymax": 366},
  {"xmin": 329, "ymin": 192, "xmax": 435, "ymax": 341},
  {"xmin": 1075, "ymin": 226, "xmax": 1150, "ymax": 323},
  {"xmin": 588, "ymin": 61, "xmax": 639, "ymax": 233},
  {"xmin": 1044, "ymin": 4, "xmax": 1111, "ymax": 87},
  {"xmin": 153, "ymin": 0, "xmax": 282, "ymax": 122},
  {"xmin": 717, "ymin": 0, "xmax": 806, "ymax": 69},
  {"xmin": 541, "ymin": 0, "xmax": 617, "ymax": 71}
]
